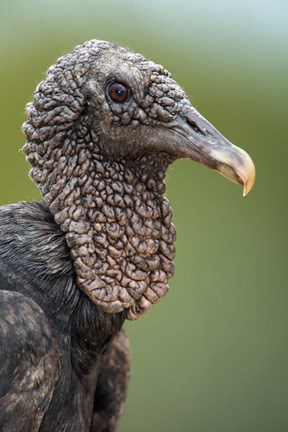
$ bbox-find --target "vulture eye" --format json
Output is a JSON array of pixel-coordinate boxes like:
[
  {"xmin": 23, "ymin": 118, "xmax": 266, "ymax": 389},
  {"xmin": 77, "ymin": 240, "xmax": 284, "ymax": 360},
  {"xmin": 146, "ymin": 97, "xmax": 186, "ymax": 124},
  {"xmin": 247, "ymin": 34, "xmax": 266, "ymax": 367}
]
[{"xmin": 107, "ymin": 82, "xmax": 130, "ymax": 103}]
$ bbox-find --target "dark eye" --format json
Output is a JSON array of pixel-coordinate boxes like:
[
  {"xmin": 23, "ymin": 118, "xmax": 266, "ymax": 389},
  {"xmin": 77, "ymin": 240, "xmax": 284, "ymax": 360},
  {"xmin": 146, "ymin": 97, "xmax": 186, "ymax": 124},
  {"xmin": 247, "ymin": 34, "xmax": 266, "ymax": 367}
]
[{"xmin": 107, "ymin": 82, "xmax": 130, "ymax": 103}]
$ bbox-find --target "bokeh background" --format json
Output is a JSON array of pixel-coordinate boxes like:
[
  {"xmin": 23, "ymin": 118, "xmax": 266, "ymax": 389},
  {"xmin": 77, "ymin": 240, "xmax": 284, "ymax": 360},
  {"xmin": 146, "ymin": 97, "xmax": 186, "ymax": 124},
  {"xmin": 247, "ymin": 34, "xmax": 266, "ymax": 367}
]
[{"xmin": 1, "ymin": 0, "xmax": 287, "ymax": 431}]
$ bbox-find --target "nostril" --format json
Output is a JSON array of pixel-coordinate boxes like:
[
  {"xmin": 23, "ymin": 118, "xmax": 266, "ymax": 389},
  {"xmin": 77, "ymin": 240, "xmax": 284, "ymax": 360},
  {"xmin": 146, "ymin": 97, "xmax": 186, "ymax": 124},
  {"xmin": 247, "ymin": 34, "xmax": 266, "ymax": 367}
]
[{"xmin": 185, "ymin": 118, "xmax": 206, "ymax": 136}]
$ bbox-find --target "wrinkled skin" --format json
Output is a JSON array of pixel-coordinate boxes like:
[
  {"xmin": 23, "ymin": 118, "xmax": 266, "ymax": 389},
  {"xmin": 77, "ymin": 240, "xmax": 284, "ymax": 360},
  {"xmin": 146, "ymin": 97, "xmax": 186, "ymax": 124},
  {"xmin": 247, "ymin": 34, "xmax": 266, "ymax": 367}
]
[{"xmin": 0, "ymin": 40, "xmax": 255, "ymax": 431}]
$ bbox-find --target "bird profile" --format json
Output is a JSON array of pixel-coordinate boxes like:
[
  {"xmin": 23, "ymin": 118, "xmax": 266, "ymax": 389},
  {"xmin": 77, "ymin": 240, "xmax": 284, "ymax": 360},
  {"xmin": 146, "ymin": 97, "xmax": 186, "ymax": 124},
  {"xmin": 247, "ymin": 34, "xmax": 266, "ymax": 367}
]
[{"xmin": 0, "ymin": 40, "xmax": 255, "ymax": 431}]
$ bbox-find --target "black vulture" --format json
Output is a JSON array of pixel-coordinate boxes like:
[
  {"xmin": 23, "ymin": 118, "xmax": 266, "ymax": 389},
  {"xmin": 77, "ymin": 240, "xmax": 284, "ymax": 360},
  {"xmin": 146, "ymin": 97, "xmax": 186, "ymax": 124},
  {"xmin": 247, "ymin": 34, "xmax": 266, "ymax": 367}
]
[{"xmin": 0, "ymin": 40, "xmax": 255, "ymax": 431}]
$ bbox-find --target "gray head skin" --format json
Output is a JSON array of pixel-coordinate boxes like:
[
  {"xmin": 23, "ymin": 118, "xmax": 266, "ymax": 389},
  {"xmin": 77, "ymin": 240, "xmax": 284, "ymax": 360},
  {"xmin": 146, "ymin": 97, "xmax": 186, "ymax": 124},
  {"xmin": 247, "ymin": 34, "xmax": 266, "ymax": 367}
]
[{"xmin": 23, "ymin": 40, "xmax": 255, "ymax": 320}]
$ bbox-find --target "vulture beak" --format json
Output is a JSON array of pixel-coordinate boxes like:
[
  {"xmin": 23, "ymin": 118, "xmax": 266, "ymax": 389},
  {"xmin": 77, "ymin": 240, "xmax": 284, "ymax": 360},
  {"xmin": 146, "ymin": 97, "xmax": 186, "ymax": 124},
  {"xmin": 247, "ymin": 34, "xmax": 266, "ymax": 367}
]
[{"xmin": 170, "ymin": 107, "xmax": 256, "ymax": 196}]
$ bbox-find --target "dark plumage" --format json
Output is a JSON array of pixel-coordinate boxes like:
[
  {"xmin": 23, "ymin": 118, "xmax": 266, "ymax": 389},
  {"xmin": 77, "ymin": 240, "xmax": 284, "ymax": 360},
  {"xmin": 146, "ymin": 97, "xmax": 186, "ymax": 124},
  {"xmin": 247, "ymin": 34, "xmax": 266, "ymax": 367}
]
[{"xmin": 0, "ymin": 40, "xmax": 255, "ymax": 431}]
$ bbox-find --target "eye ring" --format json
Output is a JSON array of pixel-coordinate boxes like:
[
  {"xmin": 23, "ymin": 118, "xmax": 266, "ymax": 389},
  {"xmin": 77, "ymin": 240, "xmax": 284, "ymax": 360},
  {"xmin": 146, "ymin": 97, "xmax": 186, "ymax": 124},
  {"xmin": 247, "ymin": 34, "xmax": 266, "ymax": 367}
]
[{"xmin": 107, "ymin": 81, "xmax": 130, "ymax": 103}]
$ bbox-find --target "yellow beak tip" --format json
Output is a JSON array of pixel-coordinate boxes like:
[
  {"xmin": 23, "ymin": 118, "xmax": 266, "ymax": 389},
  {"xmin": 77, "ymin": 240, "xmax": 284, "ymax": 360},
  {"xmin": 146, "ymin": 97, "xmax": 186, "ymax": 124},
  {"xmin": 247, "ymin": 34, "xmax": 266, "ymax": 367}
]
[{"xmin": 242, "ymin": 170, "xmax": 256, "ymax": 197}]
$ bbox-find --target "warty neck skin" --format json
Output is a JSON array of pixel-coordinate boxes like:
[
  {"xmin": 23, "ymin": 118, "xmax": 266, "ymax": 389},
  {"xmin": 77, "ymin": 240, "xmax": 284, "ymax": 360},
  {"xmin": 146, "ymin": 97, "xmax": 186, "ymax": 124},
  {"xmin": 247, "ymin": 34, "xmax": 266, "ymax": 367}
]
[{"xmin": 35, "ymin": 136, "xmax": 177, "ymax": 321}]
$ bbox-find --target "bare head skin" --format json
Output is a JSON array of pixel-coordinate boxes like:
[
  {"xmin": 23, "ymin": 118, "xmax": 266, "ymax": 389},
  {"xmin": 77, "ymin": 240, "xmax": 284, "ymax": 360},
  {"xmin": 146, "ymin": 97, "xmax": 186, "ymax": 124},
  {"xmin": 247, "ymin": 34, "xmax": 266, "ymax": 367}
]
[{"xmin": 22, "ymin": 40, "xmax": 255, "ymax": 319}]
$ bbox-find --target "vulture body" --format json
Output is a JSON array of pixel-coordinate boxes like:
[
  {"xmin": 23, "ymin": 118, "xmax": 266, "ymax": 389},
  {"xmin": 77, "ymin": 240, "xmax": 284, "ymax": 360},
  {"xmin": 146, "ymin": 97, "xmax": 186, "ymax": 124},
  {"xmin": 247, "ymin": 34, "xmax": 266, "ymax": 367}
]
[{"xmin": 0, "ymin": 40, "xmax": 255, "ymax": 431}]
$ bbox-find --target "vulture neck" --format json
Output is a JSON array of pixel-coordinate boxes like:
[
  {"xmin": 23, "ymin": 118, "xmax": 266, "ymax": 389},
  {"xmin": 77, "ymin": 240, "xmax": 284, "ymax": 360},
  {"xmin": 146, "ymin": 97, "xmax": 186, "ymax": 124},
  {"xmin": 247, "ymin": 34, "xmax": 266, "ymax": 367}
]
[{"xmin": 24, "ymin": 125, "xmax": 177, "ymax": 320}]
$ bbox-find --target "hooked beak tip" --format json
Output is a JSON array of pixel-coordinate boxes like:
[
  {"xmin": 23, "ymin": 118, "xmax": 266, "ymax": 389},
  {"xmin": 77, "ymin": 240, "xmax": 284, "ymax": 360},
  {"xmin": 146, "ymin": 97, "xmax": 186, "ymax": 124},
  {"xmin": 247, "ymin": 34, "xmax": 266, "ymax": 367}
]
[
  {"xmin": 234, "ymin": 148, "xmax": 256, "ymax": 197},
  {"xmin": 242, "ymin": 165, "xmax": 256, "ymax": 197},
  {"xmin": 216, "ymin": 146, "xmax": 256, "ymax": 197}
]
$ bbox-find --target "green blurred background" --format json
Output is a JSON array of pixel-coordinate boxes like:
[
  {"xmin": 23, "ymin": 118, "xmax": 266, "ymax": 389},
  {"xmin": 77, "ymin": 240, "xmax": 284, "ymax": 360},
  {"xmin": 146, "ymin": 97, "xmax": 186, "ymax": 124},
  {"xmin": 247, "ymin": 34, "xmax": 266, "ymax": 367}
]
[{"xmin": 1, "ymin": 0, "xmax": 287, "ymax": 431}]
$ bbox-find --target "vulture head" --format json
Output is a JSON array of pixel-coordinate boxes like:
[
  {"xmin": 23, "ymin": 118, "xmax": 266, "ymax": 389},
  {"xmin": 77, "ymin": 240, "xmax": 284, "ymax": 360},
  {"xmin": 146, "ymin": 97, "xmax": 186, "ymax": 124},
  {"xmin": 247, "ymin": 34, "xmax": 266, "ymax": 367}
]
[{"xmin": 22, "ymin": 40, "xmax": 255, "ymax": 320}]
